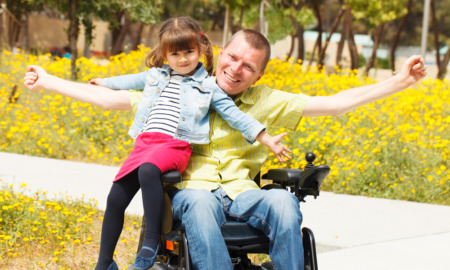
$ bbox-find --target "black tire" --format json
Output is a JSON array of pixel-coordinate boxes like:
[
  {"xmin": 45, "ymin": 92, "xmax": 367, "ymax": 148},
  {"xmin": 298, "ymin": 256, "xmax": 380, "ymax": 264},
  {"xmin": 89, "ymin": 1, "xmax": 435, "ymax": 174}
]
[{"xmin": 261, "ymin": 261, "xmax": 275, "ymax": 270}]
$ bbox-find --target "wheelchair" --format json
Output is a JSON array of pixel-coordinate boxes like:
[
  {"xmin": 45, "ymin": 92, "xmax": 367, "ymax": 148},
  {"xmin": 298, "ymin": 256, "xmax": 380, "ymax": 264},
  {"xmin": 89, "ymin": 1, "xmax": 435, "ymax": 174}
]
[{"xmin": 137, "ymin": 152, "xmax": 330, "ymax": 270}]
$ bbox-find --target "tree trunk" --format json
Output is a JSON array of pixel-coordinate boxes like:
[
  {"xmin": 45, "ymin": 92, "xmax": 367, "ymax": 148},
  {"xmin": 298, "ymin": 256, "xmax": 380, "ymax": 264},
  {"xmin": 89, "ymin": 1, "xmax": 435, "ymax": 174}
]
[
  {"xmin": 307, "ymin": 39, "xmax": 318, "ymax": 68},
  {"xmin": 131, "ymin": 21, "xmax": 144, "ymax": 50},
  {"xmin": 259, "ymin": 0, "xmax": 268, "ymax": 37},
  {"xmin": 335, "ymin": 9, "xmax": 349, "ymax": 68},
  {"xmin": 232, "ymin": 6, "xmax": 245, "ymax": 34},
  {"xmin": 307, "ymin": 0, "xmax": 324, "ymax": 69},
  {"xmin": 7, "ymin": 15, "xmax": 21, "ymax": 48},
  {"xmin": 290, "ymin": 16, "xmax": 304, "ymax": 61},
  {"xmin": 296, "ymin": 25, "xmax": 305, "ymax": 62},
  {"xmin": 311, "ymin": 0, "xmax": 322, "ymax": 57},
  {"xmin": 364, "ymin": 24, "xmax": 385, "ymax": 76},
  {"xmin": 318, "ymin": 8, "xmax": 344, "ymax": 67},
  {"xmin": 437, "ymin": 43, "xmax": 450, "ymax": 79},
  {"xmin": 20, "ymin": 14, "xmax": 29, "ymax": 51},
  {"xmin": 287, "ymin": 34, "xmax": 295, "ymax": 60},
  {"xmin": 390, "ymin": 0, "xmax": 412, "ymax": 73},
  {"xmin": 346, "ymin": 9, "xmax": 358, "ymax": 70},
  {"xmin": 222, "ymin": 4, "xmax": 230, "ymax": 46},
  {"xmin": 0, "ymin": 8, "xmax": 3, "ymax": 50},
  {"xmin": 111, "ymin": 13, "xmax": 131, "ymax": 56},
  {"xmin": 430, "ymin": 0, "xmax": 442, "ymax": 78},
  {"xmin": 68, "ymin": 0, "xmax": 79, "ymax": 80}
]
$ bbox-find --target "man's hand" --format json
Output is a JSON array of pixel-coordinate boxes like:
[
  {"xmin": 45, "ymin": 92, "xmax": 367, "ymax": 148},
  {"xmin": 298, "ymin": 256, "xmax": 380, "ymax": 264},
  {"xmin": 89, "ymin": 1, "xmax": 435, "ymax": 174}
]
[{"xmin": 398, "ymin": 55, "xmax": 427, "ymax": 88}]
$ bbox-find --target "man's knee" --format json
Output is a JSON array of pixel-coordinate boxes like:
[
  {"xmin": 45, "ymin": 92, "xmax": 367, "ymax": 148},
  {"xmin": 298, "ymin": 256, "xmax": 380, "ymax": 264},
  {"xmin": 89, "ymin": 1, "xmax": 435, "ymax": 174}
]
[
  {"xmin": 171, "ymin": 189, "xmax": 224, "ymax": 223},
  {"xmin": 264, "ymin": 190, "xmax": 302, "ymax": 223}
]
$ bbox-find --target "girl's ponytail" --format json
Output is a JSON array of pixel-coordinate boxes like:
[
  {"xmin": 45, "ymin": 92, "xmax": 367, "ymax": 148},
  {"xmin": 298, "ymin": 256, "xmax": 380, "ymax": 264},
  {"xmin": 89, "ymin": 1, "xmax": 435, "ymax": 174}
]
[
  {"xmin": 200, "ymin": 33, "xmax": 214, "ymax": 75},
  {"xmin": 145, "ymin": 47, "xmax": 165, "ymax": 69}
]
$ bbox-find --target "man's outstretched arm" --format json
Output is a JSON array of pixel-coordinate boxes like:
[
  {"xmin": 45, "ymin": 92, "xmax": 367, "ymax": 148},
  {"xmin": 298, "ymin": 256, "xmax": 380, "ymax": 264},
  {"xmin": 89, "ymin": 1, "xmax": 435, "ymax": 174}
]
[
  {"xmin": 303, "ymin": 55, "xmax": 426, "ymax": 117},
  {"xmin": 24, "ymin": 65, "xmax": 132, "ymax": 111}
]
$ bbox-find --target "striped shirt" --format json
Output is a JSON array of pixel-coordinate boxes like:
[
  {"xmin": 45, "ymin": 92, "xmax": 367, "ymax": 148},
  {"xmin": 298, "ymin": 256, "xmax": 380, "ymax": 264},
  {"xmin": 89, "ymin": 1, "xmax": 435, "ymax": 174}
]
[
  {"xmin": 130, "ymin": 85, "xmax": 310, "ymax": 199},
  {"xmin": 142, "ymin": 72, "xmax": 185, "ymax": 136}
]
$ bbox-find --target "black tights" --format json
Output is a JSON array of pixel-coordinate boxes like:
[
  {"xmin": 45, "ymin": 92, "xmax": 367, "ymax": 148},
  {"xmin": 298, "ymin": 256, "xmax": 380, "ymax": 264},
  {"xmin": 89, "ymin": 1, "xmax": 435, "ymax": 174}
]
[{"xmin": 95, "ymin": 163, "xmax": 163, "ymax": 270}]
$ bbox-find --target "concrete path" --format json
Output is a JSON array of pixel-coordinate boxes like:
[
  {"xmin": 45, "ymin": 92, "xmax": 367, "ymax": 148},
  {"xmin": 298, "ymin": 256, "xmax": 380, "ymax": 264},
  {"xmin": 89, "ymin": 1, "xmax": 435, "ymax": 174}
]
[{"xmin": 1, "ymin": 151, "xmax": 449, "ymax": 270}]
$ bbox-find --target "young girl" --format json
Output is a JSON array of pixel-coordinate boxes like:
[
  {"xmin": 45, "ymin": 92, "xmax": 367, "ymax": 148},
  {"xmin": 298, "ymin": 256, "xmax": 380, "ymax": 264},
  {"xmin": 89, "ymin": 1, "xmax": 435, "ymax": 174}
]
[{"xmin": 27, "ymin": 17, "xmax": 290, "ymax": 270}]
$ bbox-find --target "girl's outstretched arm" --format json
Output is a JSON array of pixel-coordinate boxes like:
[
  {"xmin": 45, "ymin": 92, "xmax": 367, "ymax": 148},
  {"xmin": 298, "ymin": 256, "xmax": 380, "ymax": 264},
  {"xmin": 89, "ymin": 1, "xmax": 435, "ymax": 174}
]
[{"xmin": 24, "ymin": 65, "xmax": 132, "ymax": 111}]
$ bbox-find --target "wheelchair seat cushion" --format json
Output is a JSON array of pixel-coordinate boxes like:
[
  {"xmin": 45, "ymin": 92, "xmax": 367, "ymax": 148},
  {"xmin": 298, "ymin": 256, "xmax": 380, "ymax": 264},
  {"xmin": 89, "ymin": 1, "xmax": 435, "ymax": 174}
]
[{"xmin": 221, "ymin": 221, "xmax": 269, "ymax": 247}]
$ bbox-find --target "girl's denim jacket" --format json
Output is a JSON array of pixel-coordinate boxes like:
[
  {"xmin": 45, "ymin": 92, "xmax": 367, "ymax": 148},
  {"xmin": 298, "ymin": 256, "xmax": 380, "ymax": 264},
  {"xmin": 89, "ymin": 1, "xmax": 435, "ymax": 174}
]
[{"xmin": 102, "ymin": 63, "xmax": 265, "ymax": 144}]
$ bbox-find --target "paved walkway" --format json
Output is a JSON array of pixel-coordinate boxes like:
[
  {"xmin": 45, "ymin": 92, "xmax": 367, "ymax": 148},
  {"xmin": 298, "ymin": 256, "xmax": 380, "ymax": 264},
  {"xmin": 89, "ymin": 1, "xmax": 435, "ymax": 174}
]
[{"xmin": 1, "ymin": 151, "xmax": 449, "ymax": 270}]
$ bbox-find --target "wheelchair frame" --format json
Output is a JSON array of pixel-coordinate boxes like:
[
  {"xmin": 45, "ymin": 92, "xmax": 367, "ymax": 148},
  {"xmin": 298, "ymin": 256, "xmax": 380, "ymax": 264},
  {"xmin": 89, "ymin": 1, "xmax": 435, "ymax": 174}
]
[{"xmin": 137, "ymin": 152, "xmax": 330, "ymax": 270}]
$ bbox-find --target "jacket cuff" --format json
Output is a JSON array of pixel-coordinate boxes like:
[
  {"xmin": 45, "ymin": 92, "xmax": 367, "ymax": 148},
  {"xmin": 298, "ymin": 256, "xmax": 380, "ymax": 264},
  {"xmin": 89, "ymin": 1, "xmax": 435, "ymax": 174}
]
[{"xmin": 244, "ymin": 122, "xmax": 266, "ymax": 144}]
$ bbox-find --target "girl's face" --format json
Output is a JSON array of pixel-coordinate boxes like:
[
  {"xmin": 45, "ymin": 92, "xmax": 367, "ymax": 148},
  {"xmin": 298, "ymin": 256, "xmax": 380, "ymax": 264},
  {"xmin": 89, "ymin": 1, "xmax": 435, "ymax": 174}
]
[{"xmin": 165, "ymin": 47, "xmax": 201, "ymax": 75}]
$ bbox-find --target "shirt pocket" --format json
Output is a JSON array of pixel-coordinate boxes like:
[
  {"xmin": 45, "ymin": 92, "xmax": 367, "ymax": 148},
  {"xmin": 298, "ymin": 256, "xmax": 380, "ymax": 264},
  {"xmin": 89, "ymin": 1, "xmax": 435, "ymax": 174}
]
[
  {"xmin": 143, "ymin": 75, "xmax": 159, "ymax": 97},
  {"xmin": 191, "ymin": 83, "xmax": 212, "ymax": 109}
]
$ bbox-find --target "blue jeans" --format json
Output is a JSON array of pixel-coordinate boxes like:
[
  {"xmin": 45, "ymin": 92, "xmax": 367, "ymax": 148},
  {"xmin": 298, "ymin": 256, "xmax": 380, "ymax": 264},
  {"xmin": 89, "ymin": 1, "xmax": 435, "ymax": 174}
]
[{"xmin": 170, "ymin": 187, "xmax": 304, "ymax": 270}]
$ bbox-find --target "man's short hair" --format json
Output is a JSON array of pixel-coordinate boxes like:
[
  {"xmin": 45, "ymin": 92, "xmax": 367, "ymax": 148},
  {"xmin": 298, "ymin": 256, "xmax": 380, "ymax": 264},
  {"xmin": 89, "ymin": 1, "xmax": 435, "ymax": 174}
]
[{"xmin": 225, "ymin": 29, "xmax": 271, "ymax": 73}]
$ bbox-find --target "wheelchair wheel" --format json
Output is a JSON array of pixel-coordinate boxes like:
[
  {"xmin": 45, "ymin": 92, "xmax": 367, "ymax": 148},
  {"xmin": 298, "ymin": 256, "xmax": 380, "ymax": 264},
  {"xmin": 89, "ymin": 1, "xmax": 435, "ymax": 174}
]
[{"xmin": 261, "ymin": 261, "xmax": 275, "ymax": 270}]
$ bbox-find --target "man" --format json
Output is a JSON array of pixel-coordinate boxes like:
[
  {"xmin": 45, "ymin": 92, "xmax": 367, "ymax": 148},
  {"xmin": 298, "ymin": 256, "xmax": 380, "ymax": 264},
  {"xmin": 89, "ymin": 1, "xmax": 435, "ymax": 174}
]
[{"xmin": 24, "ymin": 29, "xmax": 426, "ymax": 270}]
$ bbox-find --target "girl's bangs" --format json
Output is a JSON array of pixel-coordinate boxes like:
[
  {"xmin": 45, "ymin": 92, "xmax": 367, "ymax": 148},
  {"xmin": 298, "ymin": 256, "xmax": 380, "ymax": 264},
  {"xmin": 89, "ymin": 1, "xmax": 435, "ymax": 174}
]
[{"xmin": 161, "ymin": 30, "xmax": 199, "ymax": 53}]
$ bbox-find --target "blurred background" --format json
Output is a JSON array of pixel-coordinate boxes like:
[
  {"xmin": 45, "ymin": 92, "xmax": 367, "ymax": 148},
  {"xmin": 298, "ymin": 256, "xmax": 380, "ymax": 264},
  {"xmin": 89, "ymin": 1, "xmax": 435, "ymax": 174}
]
[{"xmin": 1, "ymin": 0, "xmax": 449, "ymax": 79}]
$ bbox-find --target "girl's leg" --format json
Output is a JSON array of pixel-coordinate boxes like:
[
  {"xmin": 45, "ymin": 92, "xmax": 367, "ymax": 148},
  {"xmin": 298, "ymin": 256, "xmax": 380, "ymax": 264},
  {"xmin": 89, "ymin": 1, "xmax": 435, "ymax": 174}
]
[
  {"xmin": 136, "ymin": 163, "xmax": 163, "ymax": 258},
  {"xmin": 95, "ymin": 170, "xmax": 140, "ymax": 270}
]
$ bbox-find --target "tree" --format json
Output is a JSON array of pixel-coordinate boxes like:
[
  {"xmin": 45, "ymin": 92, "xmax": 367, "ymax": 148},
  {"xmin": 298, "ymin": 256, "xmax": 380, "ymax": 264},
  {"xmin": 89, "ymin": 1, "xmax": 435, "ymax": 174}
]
[
  {"xmin": 271, "ymin": 0, "xmax": 315, "ymax": 61},
  {"xmin": 335, "ymin": 6, "xmax": 358, "ymax": 70},
  {"xmin": 430, "ymin": 0, "xmax": 450, "ymax": 79},
  {"xmin": 389, "ymin": 0, "xmax": 412, "ymax": 73},
  {"xmin": 347, "ymin": 0, "xmax": 409, "ymax": 75},
  {"xmin": 3, "ymin": 0, "xmax": 42, "ymax": 50},
  {"xmin": 95, "ymin": 0, "xmax": 162, "ymax": 56},
  {"xmin": 22, "ymin": 0, "xmax": 162, "ymax": 79}
]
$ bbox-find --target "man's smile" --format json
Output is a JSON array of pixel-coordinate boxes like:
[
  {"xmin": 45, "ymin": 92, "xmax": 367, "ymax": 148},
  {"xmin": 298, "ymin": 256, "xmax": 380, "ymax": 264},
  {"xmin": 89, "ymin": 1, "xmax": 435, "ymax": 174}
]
[{"xmin": 224, "ymin": 71, "xmax": 239, "ymax": 82}]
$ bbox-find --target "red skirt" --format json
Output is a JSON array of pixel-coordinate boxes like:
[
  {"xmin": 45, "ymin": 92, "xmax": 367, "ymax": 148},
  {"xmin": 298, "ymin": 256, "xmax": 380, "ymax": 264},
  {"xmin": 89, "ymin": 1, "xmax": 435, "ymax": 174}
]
[{"xmin": 114, "ymin": 132, "xmax": 192, "ymax": 182}]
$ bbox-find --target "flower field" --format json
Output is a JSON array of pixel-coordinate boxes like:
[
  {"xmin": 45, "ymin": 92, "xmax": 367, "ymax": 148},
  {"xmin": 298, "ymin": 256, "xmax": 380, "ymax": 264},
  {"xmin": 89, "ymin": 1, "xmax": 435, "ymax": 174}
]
[
  {"xmin": 0, "ymin": 181, "xmax": 141, "ymax": 268},
  {"xmin": 0, "ymin": 47, "xmax": 449, "ymax": 207}
]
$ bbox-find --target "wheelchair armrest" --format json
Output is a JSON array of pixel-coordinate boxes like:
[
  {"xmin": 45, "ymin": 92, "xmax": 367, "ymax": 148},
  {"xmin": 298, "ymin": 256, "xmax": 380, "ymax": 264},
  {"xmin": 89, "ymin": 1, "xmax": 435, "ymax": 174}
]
[
  {"xmin": 261, "ymin": 165, "xmax": 330, "ymax": 200},
  {"xmin": 261, "ymin": 169, "xmax": 303, "ymax": 183},
  {"xmin": 161, "ymin": 170, "xmax": 182, "ymax": 183},
  {"xmin": 297, "ymin": 165, "xmax": 330, "ymax": 199}
]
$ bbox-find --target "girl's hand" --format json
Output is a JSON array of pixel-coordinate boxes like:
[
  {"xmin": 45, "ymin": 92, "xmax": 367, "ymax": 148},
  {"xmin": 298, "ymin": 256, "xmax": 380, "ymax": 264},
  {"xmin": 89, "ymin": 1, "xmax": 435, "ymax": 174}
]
[
  {"xmin": 89, "ymin": 78, "xmax": 103, "ymax": 86},
  {"xmin": 23, "ymin": 65, "xmax": 48, "ymax": 91}
]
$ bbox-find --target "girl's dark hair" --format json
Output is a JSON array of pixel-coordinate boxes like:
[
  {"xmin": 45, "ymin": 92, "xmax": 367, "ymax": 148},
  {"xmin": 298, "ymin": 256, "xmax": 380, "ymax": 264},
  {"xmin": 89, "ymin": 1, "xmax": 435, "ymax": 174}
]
[{"xmin": 145, "ymin": 16, "xmax": 214, "ymax": 75}]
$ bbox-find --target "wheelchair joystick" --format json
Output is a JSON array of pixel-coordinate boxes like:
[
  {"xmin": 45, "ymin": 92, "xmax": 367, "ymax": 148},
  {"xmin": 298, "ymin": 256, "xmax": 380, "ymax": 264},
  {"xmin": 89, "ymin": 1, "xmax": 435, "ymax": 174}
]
[{"xmin": 305, "ymin": 152, "xmax": 316, "ymax": 169}]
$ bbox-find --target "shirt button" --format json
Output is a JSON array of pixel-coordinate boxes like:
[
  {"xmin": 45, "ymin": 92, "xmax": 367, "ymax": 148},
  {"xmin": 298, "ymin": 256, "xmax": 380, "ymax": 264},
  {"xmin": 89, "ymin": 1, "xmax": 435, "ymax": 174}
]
[
  {"xmin": 178, "ymin": 134, "xmax": 182, "ymax": 137},
  {"xmin": 148, "ymin": 103, "xmax": 152, "ymax": 107},
  {"xmin": 156, "ymin": 89, "xmax": 161, "ymax": 93},
  {"xmin": 183, "ymin": 104, "xmax": 186, "ymax": 106},
  {"xmin": 182, "ymin": 117, "xmax": 185, "ymax": 121},
  {"xmin": 141, "ymin": 117, "xmax": 145, "ymax": 123},
  {"xmin": 248, "ymin": 136, "xmax": 251, "ymax": 139}
]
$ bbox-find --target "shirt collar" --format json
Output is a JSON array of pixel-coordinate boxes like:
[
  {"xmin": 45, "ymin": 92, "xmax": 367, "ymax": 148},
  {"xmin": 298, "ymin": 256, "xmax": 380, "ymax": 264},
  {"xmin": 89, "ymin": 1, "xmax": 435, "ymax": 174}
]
[{"xmin": 234, "ymin": 85, "xmax": 257, "ymax": 105}]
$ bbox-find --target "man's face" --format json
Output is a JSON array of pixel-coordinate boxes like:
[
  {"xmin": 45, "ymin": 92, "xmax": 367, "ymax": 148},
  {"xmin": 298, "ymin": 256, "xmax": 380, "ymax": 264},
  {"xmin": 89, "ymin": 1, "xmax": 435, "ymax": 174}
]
[{"xmin": 215, "ymin": 37, "xmax": 265, "ymax": 98}]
